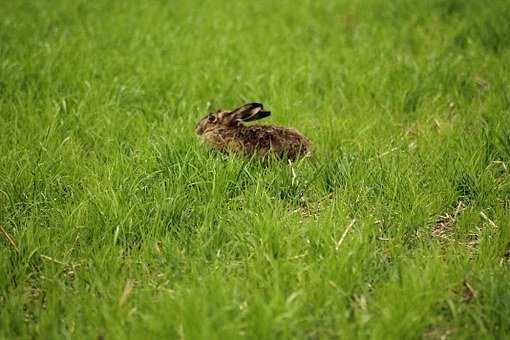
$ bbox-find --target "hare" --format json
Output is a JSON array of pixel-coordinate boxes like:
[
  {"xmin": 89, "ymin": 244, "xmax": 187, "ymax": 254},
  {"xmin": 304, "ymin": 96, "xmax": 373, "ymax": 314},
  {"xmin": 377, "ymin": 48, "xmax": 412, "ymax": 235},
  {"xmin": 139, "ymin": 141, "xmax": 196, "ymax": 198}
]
[{"xmin": 196, "ymin": 103, "xmax": 311, "ymax": 160}]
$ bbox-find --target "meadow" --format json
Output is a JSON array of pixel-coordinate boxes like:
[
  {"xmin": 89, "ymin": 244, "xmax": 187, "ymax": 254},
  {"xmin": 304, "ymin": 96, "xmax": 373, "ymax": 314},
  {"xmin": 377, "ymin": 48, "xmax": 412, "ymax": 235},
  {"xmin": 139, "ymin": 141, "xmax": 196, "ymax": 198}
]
[{"xmin": 1, "ymin": 0, "xmax": 510, "ymax": 338}]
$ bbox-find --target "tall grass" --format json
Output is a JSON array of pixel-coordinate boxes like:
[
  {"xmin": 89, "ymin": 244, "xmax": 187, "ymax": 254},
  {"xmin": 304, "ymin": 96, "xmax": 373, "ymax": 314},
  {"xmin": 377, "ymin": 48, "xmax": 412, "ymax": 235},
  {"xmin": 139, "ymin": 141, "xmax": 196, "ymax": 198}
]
[{"xmin": 1, "ymin": 0, "xmax": 510, "ymax": 338}]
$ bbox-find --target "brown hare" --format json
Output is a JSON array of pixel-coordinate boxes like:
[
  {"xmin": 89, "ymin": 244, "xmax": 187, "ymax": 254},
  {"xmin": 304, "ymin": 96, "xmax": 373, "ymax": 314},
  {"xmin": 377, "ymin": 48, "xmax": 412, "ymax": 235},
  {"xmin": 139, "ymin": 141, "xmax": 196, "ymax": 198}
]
[{"xmin": 196, "ymin": 103, "xmax": 311, "ymax": 161}]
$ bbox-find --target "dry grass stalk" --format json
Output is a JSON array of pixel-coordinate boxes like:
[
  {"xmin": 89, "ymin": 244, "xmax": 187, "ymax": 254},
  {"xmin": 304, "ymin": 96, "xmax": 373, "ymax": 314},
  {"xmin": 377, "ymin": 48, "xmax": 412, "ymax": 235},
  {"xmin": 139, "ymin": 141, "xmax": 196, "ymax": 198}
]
[
  {"xmin": 335, "ymin": 219, "xmax": 356, "ymax": 251},
  {"xmin": 463, "ymin": 281, "xmax": 477, "ymax": 301},
  {"xmin": 40, "ymin": 254, "xmax": 67, "ymax": 266},
  {"xmin": 432, "ymin": 201, "xmax": 466, "ymax": 239},
  {"xmin": 0, "ymin": 224, "xmax": 18, "ymax": 252},
  {"xmin": 119, "ymin": 280, "xmax": 135, "ymax": 307},
  {"xmin": 479, "ymin": 211, "xmax": 498, "ymax": 229}
]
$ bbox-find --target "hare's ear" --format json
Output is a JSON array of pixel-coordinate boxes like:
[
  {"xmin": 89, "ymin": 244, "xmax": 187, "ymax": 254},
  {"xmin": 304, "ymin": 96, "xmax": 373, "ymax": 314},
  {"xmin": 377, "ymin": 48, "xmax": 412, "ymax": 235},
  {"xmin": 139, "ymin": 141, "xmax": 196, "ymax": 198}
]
[
  {"xmin": 229, "ymin": 103, "xmax": 271, "ymax": 122},
  {"xmin": 242, "ymin": 109, "xmax": 271, "ymax": 122}
]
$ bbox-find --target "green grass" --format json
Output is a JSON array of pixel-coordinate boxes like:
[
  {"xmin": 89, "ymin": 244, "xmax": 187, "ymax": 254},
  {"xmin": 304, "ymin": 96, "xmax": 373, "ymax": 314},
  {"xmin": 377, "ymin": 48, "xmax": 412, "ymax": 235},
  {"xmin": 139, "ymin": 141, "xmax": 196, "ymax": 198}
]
[{"xmin": 1, "ymin": 0, "xmax": 510, "ymax": 338}]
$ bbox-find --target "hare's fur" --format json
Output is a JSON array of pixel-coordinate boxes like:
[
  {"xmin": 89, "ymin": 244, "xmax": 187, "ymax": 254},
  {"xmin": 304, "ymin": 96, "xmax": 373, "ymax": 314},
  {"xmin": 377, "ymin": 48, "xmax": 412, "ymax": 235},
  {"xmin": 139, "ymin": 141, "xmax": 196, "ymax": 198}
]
[{"xmin": 196, "ymin": 103, "xmax": 311, "ymax": 160}]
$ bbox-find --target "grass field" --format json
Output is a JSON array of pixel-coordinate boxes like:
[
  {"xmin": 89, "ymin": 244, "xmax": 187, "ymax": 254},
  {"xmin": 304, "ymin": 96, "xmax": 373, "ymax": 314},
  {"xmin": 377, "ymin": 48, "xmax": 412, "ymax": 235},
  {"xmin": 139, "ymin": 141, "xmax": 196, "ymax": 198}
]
[{"xmin": 1, "ymin": 0, "xmax": 510, "ymax": 338}]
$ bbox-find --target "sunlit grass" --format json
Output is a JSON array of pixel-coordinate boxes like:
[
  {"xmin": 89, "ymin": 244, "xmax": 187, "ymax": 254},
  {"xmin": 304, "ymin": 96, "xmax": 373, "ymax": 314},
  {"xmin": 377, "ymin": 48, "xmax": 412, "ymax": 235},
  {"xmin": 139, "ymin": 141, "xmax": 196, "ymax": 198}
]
[{"xmin": 1, "ymin": 0, "xmax": 510, "ymax": 338}]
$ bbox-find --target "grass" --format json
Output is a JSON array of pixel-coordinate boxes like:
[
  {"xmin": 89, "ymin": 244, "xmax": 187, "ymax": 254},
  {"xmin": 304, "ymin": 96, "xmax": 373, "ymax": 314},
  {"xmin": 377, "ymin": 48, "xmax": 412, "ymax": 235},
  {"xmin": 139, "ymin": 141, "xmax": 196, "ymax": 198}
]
[{"xmin": 1, "ymin": 0, "xmax": 510, "ymax": 338}]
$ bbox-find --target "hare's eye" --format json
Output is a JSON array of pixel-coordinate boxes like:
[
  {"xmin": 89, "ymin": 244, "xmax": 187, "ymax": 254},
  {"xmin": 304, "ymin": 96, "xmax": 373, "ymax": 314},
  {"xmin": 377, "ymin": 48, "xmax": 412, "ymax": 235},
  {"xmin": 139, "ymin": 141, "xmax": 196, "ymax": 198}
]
[{"xmin": 208, "ymin": 115, "xmax": 217, "ymax": 123}]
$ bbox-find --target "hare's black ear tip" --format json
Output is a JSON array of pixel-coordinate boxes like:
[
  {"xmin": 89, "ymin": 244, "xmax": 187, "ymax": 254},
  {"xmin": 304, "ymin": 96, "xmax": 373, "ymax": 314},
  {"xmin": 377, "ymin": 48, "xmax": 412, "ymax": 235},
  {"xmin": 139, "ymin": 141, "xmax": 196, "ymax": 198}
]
[{"xmin": 253, "ymin": 110, "xmax": 271, "ymax": 121}]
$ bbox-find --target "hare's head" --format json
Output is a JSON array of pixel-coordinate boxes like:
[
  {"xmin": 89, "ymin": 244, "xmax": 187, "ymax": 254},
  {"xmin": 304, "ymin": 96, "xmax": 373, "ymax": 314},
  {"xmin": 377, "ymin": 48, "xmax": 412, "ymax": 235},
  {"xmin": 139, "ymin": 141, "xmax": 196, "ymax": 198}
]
[{"xmin": 196, "ymin": 103, "xmax": 271, "ymax": 135}]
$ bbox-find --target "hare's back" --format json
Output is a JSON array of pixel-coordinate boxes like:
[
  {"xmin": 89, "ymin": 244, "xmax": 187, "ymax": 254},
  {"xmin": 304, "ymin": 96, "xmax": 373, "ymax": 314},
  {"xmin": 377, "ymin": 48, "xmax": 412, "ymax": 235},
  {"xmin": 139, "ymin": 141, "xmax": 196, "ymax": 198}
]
[{"xmin": 245, "ymin": 125, "xmax": 310, "ymax": 158}]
